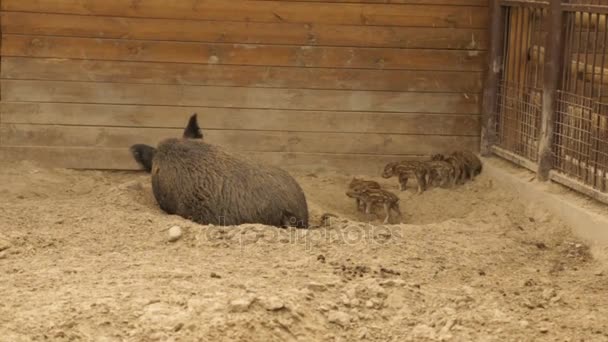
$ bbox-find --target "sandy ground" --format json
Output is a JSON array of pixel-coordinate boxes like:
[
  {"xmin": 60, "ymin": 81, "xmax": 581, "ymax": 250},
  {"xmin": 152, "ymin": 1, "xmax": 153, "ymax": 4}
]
[{"xmin": 1, "ymin": 160, "xmax": 607, "ymax": 342}]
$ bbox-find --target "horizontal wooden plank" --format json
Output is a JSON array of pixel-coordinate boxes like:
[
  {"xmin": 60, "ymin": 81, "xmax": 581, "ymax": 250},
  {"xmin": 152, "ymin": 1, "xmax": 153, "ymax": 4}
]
[
  {"xmin": 0, "ymin": 12, "xmax": 488, "ymax": 50},
  {"xmin": 0, "ymin": 146, "xmax": 432, "ymax": 174},
  {"xmin": 2, "ymin": 35, "xmax": 485, "ymax": 71},
  {"xmin": 1, "ymin": 57, "xmax": 483, "ymax": 93},
  {"xmin": 1, "ymin": 80, "xmax": 481, "ymax": 113},
  {"xmin": 0, "ymin": 103, "xmax": 481, "ymax": 136},
  {"xmin": 1, "ymin": 0, "xmax": 488, "ymax": 28},
  {"xmin": 264, "ymin": 0, "xmax": 487, "ymax": 5},
  {"xmin": 0, "ymin": 124, "xmax": 480, "ymax": 155}
]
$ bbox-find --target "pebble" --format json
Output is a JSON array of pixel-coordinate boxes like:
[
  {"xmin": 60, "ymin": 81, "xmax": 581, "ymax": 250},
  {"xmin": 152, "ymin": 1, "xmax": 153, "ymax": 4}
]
[
  {"xmin": 519, "ymin": 320, "xmax": 530, "ymax": 328},
  {"xmin": 168, "ymin": 226, "xmax": 183, "ymax": 242},
  {"xmin": 539, "ymin": 326, "xmax": 549, "ymax": 333},
  {"xmin": 594, "ymin": 270, "xmax": 604, "ymax": 277},
  {"xmin": 263, "ymin": 296, "xmax": 285, "ymax": 311},
  {"xmin": 327, "ymin": 310, "xmax": 351, "ymax": 327},
  {"xmin": 229, "ymin": 298, "xmax": 254, "ymax": 313},
  {"xmin": 358, "ymin": 327, "xmax": 369, "ymax": 339},
  {"xmin": 307, "ymin": 282, "xmax": 327, "ymax": 292},
  {"xmin": 542, "ymin": 288, "xmax": 556, "ymax": 301},
  {"xmin": 379, "ymin": 279, "xmax": 406, "ymax": 287}
]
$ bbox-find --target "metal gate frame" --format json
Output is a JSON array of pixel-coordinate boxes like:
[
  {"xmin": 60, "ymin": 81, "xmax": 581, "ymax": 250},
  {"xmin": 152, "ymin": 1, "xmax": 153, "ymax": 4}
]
[{"xmin": 482, "ymin": 0, "xmax": 608, "ymax": 204}]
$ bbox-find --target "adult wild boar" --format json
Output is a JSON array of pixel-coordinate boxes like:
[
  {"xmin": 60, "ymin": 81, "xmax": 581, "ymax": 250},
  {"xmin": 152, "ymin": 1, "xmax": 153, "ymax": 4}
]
[{"xmin": 130, "ymin": 114, "xmax": 309, "ymax": 228}]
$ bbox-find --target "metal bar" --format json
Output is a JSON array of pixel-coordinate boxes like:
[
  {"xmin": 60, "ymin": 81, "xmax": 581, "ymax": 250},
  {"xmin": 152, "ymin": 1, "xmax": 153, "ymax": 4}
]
[
  {"xmin": 594, "ymin": 14, "xmax": 608, "ymax": 189},
  {"xmin": 481, "ymin": 0, "xmax": 505, "ymax": 155},
  {"xmin": 537, "ymin": 0, "xmax": 564, "ymax": 181},
  {"xmin": 563, "ymin": 4, "xmax": 608, "ymax": 15},
  {"xmin": 501, "ymin": 0, "xmax": 549, "ymax": 8},
  {"xmin": 550, "ymin": 170, "xmax": 608, "ymax": 204},
  {"xmin": 491, "ymin": 146, "xmax": 538, "ymax": 172}
]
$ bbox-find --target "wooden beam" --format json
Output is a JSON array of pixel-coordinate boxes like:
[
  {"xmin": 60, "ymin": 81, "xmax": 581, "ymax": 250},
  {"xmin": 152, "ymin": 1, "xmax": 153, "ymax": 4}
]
[
  {"xmin": 530, "ymin": 45, "xmax": 608, "ymax": 85},
  {"xmin": 491, "ymin": 145, "xmax": 538, "ymax": 172},
  {"xmin": 481, "ymin": 0, "xmax": 504, "ymax": 155},
  {"xmin": 537, "ymin": 0, "xmax": 563, "ymax": 181},
  {"xmin": 550, "ymin": 170, "xmax": 608, "ymax": 205}
]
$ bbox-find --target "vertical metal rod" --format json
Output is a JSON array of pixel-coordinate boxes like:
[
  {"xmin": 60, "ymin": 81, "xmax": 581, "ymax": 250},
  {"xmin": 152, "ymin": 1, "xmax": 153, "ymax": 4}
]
[
  {"xmin": 538, "ymin": 0, "xmax": 564, "ymax": 181},
  {"xmin": 594, "ymin": 13, "xmax": 608, "ymax": 189}
]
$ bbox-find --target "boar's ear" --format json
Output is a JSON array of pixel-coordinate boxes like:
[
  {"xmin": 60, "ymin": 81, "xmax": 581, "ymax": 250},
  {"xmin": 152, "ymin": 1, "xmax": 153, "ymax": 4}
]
[
  {"xmin": 130, "ymin": 144, "xmax": 156, "ymax": 173},
  {"xmin": 183, "ymin": 113, "xmax": 203, "ymax": 139}
]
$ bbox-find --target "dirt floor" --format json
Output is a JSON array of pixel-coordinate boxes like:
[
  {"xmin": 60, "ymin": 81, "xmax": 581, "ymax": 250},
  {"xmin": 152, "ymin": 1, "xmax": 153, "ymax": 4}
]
[{"xmin": 1, "ymin": 160, "xmax": 608, "ymax": 342}]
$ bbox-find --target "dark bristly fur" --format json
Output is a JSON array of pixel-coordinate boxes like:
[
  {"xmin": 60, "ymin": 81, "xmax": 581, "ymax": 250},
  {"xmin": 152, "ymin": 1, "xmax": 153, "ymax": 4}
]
[
  {"xmin": 348, "ymin": 177, "xmax": 381, "ymax": 212},
  {"xmin": 183, "ymin": 113, "xmax": 203, "ymax": 139},
  {"xmin": 432, "ymin": 151, "xmax": 483, "ymax": 183},
  {"xmin": 130, "ymin": 144, "xmax": 157, "ymax": 173},
  {"xmin": 131, "ymin": 114, "xmax": 309, "ymax": 228},
  {"xmin": 346, "ymin": 185, "xmax": 401, "ymax": 224},
  {"xmin": 382, "ymin": 161, "xmax": 429, "ymax": 194}
]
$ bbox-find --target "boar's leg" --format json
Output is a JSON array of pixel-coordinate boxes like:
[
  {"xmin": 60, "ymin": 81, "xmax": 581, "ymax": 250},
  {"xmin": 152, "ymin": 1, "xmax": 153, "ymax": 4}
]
[
  {"xmin": 414, "ymin": 171, "xmax": 426, "ymax": 194},
  {"xmin": 392, "ymin": 203, "xmax": 402, "ymax": 222},
  {"xmin": 398, "ymin": 174, "xmax": 409, "ymax": 191},
  {"xmin": 383, "ymin": 203, "xmax": 391, "ymax": 224},
  {"xmin": 364, "ymin": 201, "xmax": 372, "ymax": 214}
]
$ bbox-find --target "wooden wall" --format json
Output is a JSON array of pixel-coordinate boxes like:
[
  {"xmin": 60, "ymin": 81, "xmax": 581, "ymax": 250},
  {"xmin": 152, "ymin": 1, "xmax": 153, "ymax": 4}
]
[{"xmin": 0, "ymin": 0, "xmax": 488, "ymax": 173}]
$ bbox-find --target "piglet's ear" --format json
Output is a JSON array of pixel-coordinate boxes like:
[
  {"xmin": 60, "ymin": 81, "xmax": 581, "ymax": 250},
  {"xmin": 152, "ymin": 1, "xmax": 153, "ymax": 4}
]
[{"xmin": 183, "ymin": 113, "xmax": 203, "ymax": 139}]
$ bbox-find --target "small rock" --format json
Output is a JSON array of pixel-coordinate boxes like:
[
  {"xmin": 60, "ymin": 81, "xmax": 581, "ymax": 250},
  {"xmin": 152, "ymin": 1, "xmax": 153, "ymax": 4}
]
[
  {"xmin": 541, "ymin": 288, "xmax": 556, "ymax": 301},
  {"xmin": 519, "ymin": 320, "xmax": 529, "ymax": 328},
  {"xmin": 346, "ymin": 288, "xmax": 357, "ymax": 299},
  {"xmin": 440, "ymin": 318, "xmax": 457, "ymax": 334},
  {"xmin": 550, "ymin": 295, "xmax": 562, "ymax": 303},
  {"xmin": 327, "ymin": 310, "xmax": 350, "ymax": 327},
  {"xmin": 263, "ymin": 296, "xmax": 284, "ymax": 311},
  {"xmin": 365, "ymin": 300, "xmax": 374, "ymax": 308},
  {"xmin": 379, "ymin": 279, "xmax": 406, "ymax": 287},
  {"xmin": 594, "ymin": 270, "xmax": 604, "ymax": 276},
  {"xmin": 210, "ymin": 272, "xmax": 221, "ymax": 279},
  {"xmin": 539, "ymin": 326, "xmax": 549, "ymax": 333},
  {"xmin": 307, "ymin": 282, "xmax": 327, "ymax": 292},
  {"xmin": 229, "ymin": 298, "xmax": 254, "ymax": 313},
  {"xmin": 168, "ymin": 226, "xmax": 183, "ymax": 242},
  {"xmin": 0, "ymin": 251, "xmax": 6, "ymax": 260},
  {"xmin": 462, "ymin": 286, "xmax": 474, "ymax": 296},
  {"xmin": 358, "ymin": 327, "xmax": 369, "ymax": 339}
]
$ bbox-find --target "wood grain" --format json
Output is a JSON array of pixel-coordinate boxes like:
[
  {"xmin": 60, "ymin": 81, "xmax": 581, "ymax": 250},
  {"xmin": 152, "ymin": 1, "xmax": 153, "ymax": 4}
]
[
  {"xmin": 260, "ymin": 0, "xmax": 487, "ymax": 5},
  {"xmin": 0, "ymin": 124, "xmax": 480, "ymax": 155},
  {"xmin": 2, "ymin": 35, "xmax": 486, "ymax": 71},
  {"xmin": 0, "ymin": 146, "xmax": 432, "ymax": 174},
  {"xmin": 1, "ymin": 57, "xmax": 482, "ymax": 92},
  {"xmin": 1, "ymin": 12, "xmax": 488, "ymax": 50},
  {"xmin": 1, "ymin": 80, "xmax": 481, "ymax": 114},
  {"xmin": 1, "ymin": 0, "xmax": 488, "ymax": 28},
  {"xmin": 0, "ymin": 102, "xmax": 481, "ymax": 135}
]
